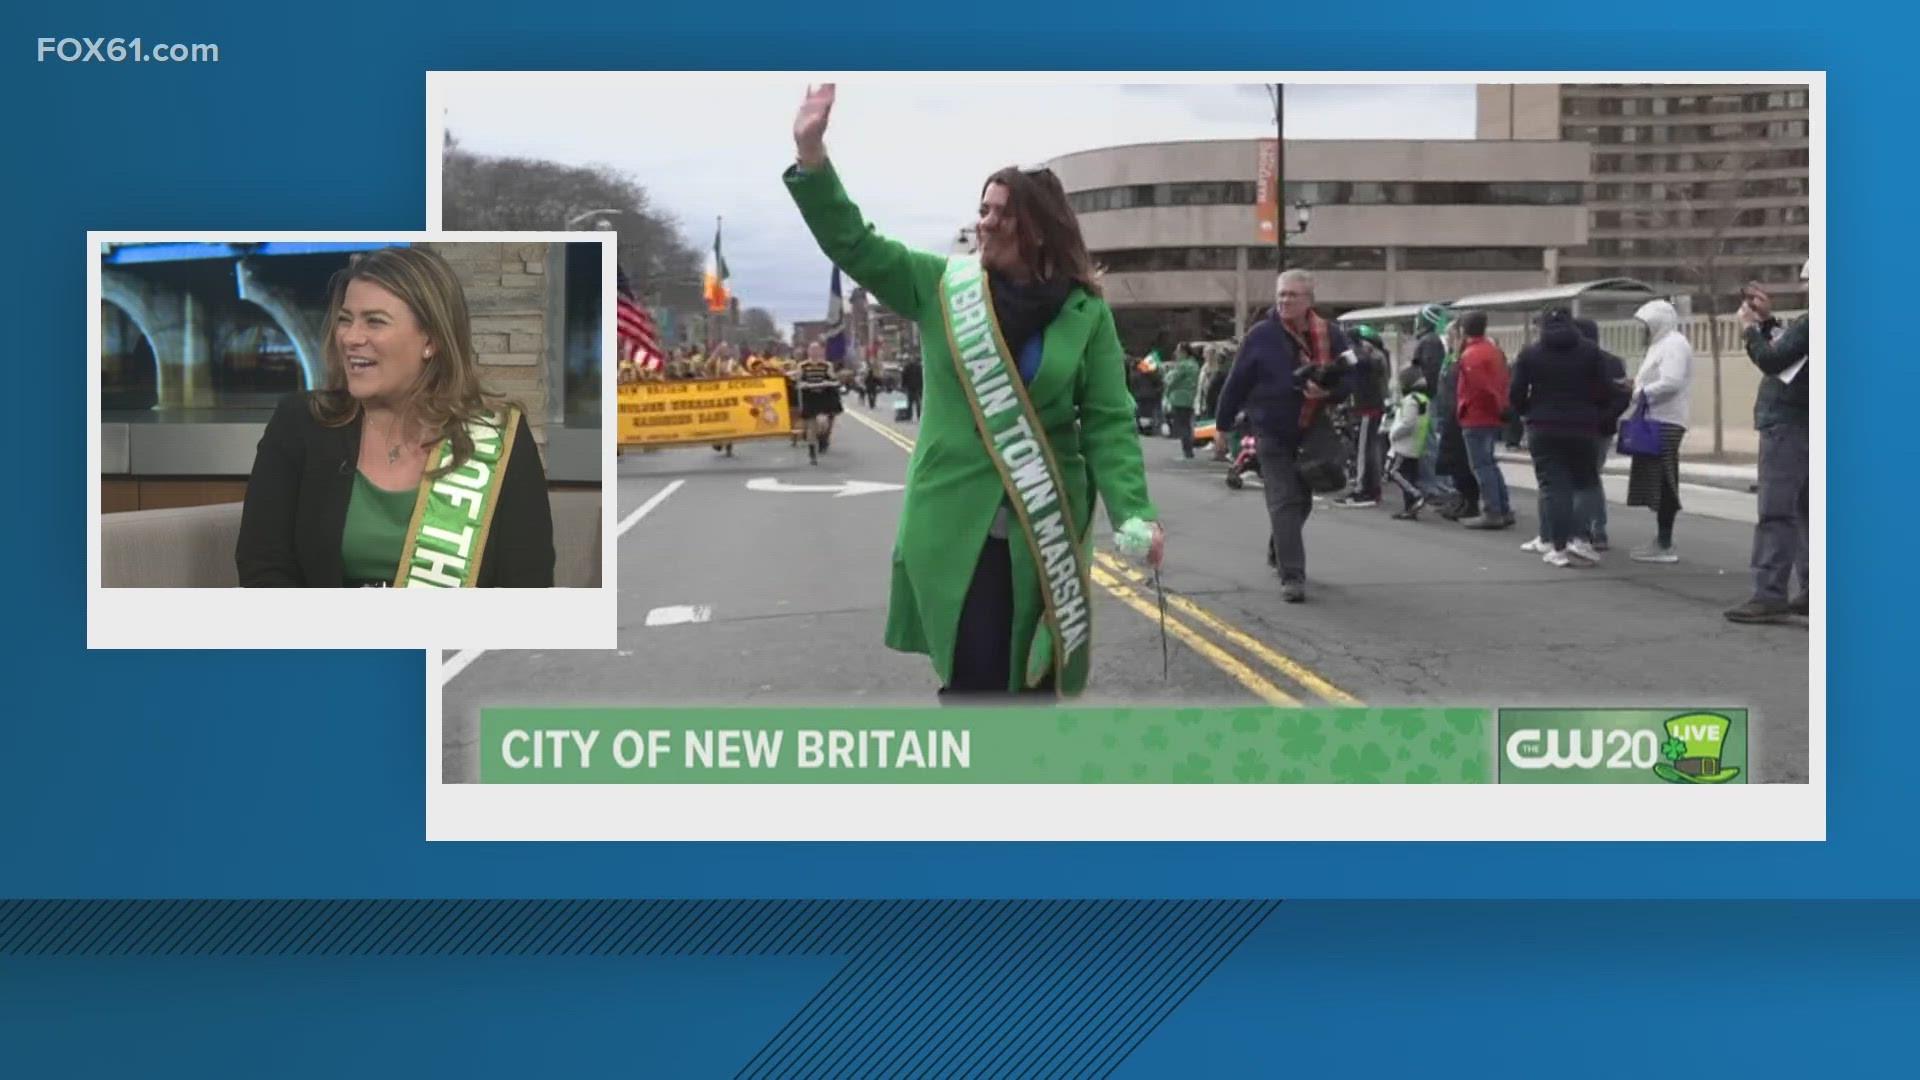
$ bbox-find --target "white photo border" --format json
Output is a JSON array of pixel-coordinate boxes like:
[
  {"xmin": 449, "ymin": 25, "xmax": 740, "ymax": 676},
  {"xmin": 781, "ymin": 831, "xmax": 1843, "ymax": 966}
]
[
  {"xmin": 88, "ymin": 230, "xmax": 619, "ymax": 651},
  {"xmin": 422, "ymin": 70, "xmax": 1822, "ymax": 841}
]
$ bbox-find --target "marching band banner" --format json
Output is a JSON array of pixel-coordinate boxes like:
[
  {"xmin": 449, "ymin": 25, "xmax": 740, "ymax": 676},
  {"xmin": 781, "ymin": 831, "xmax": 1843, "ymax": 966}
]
[{"xmin": 618, "ymin": 376, "xmax": 791, "ymax": 447}]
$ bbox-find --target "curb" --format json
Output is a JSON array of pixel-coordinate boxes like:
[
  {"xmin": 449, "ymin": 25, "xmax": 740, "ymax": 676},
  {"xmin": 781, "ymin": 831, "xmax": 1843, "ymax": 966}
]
[{"xmin": 1494, "ymin": 449, "xmax": 1756, "ymax": 492}]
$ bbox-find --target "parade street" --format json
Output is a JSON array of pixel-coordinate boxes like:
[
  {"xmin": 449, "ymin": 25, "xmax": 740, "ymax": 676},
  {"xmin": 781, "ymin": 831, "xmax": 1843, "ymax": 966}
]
[{"xmin": 443, "ymin": 407, "xmax": 1809, "ymax": 784}]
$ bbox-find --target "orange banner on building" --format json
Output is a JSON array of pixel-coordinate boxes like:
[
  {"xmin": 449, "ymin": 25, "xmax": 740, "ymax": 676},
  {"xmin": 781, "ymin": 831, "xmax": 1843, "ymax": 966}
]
[
  {"xmin": 1255, "ymin": 138, "xmax": 1279, "ymax": 242},
  {"xmin": 618, "ymin": 375, "xmax": 791, "ymax": 447}
]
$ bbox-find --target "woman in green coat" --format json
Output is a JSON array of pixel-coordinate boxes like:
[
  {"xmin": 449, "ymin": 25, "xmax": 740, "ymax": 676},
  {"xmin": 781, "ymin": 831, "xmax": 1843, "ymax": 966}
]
[{"xmin": 785, "ymin": 84, "xmax": 1164, "ymax": 699}]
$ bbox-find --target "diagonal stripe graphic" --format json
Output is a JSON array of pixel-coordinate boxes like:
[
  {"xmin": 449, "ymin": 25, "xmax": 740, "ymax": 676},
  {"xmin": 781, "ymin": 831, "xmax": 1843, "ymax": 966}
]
[{"xmin": 0, "ymin": 900, "xmax": 1276, "ymax": 1076}]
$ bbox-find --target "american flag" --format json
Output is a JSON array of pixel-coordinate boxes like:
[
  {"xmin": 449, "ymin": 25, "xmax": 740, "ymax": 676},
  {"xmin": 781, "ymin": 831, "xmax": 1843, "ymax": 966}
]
[{"xmin": 616, "ymin": 269, "xmax": 664, "ymax": 372}]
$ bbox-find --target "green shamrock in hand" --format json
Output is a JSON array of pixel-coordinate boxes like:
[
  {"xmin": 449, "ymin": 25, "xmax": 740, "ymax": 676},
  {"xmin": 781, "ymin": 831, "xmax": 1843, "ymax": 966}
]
[
  {"xmin": 1331, "ymin": 743, "xmax": 1391, "ymax": 783},
  {"xmin": 1661, "ymin": 737, "xmax": 1688, "ymax": 761}
]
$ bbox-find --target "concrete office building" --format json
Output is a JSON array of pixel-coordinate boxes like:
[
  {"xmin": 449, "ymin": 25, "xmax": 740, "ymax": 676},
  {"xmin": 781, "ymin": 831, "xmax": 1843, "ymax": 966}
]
[
  {"xmin": 1478, "ymin": 82, "xmax": 1811, "ymax": 311},
  {"xmin": 1041, "ymin": 138, "xmax": 1590, "ymax": 351}
]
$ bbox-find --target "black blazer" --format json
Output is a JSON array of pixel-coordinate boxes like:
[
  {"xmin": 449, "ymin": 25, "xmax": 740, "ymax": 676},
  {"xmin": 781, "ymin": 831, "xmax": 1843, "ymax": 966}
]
[{"xmin": 235, "ymin": 393, "xmax": 555, "ymax": 587}]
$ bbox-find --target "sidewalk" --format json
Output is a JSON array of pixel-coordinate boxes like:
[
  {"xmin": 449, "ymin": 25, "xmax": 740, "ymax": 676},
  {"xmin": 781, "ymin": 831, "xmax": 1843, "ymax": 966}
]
[
  {"xmin": 1491, "ymin": 449, "xmax": 1755, "ymax": 525},
  {"xmin": 1495, "ymin": 447, "xmax": 1756, "ymax": 492}
]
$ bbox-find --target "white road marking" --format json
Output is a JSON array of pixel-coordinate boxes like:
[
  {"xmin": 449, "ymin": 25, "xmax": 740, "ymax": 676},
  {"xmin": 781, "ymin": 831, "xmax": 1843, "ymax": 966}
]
[
  {"xmin": 619, "ymin": 479, "xmax": 687, "ymax": 537},
  {"xmin": 440, "ymin": 648, "xmax": 485, "ymax": 685},
  {"xmin": 441, "ymin": 480, "xmax": 687, "ymax": 687},
  {"xmin": 744, "ymin": 477, "xmax": 904, "ymax": 497},
  {"xmin": 645, "ymin": 604, "xmax": 713, "ymax": 627}
]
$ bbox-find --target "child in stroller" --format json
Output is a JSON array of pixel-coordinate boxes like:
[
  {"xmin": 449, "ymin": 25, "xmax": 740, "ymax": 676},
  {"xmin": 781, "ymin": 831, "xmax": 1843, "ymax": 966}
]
[{"xmin": 1223, "ymin": 428, "xmax": 1260, "ymax": 489}]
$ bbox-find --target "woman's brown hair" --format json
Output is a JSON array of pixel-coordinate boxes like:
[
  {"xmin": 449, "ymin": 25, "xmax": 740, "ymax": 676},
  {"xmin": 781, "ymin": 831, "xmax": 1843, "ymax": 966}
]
[
  {"xmin": 310, "ymin": 245, "xmax": 514, "ymax": 475},
  {"xmin": 980, "ymin": 167, "xmax": 1104, "ymax": 298}
]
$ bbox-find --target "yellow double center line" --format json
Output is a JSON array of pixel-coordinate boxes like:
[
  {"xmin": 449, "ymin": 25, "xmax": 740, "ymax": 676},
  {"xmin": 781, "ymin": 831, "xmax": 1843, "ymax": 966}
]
[{"xmin": 843, "ymin": 409, "xmax": 1361, "ymax": 706}]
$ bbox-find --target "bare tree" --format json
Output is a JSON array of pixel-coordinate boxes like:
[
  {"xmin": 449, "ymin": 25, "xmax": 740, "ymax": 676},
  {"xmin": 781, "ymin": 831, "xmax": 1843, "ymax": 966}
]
[
  {"xmin": 739, "ymin": 306, "xmax": 779, "ymax": 349},
  {"xmin": 441, "ymin": 134, "xmax": 708, "ymax": 329}
]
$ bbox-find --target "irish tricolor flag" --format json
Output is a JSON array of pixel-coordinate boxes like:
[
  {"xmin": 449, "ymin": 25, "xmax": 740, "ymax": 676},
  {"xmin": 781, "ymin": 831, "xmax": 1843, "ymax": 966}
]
[{"xmin": 703, "ymin": 217, "xmax": 731, "ymax": 313}]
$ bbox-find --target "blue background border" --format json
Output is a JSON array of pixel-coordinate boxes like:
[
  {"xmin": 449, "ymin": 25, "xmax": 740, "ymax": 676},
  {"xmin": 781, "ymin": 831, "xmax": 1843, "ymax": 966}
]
[{"xmin": 2, "ymin": 5, "xmax": 1879, "ymax": 898}]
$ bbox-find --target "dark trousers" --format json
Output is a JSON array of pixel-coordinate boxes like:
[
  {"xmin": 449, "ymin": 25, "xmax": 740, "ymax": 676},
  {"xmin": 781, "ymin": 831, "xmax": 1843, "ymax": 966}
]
[
  {"xmin": 1529, "ymin": 432, "xmax": 1602, "ymax": 548},
  {"xmin": 1351, "ymin": 412, "xmax": 1383, "ymax": 499},
  {"xmin": 907, "ymin": 388, "xmax": 922, "ymax": 419},
  {"xmin": 941, "ymin": 537, "xmax": 1054, "ymax": 702},
  {"xmin": 1751, "ymin": 421, "xmax": 1810, "ymax": 604},
  {"xmin": 1574, "ymin": 435, "xmax": 1613, "ymax": 541},
  {"xmin": 1389, "ymin": 454, "xmax": 1423, "ymax": 510},
  {"xmin": 1444, "ymin": 425, "xmax": 1479, "ymax": 511},
  {"xmin": 1256, "ymin": 438, "xmax": 1312, "ymax": 580},
  {"xmin": 1168, "ymin": 406, "xmax": 1196, "ymax": 456}
]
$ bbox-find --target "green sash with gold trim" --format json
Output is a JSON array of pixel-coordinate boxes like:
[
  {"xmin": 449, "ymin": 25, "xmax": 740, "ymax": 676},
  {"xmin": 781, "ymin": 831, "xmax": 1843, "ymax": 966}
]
[
  {"xmin": 939, "ymin": 255, "xmax": 1091, "ymax": 693},
  {"xmin": 392, "ymin": 407, "xmax": 520, "ymax": 589}
]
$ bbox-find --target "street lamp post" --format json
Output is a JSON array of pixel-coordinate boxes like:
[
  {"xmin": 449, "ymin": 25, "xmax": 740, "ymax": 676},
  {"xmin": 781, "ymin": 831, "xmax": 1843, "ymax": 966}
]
[
  {"xmin": 564, "ymin": 208, "xmax": 623, "ymax": 230},
  {"xmin": 1275, "ymin": 83, "xmax": 1287, "ymax": 272}
]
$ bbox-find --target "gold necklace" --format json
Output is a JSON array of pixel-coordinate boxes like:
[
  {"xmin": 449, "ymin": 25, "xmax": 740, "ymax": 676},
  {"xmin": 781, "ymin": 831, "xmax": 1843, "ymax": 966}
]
[{"xmin": 371, "ymin": 413, "xmax": 406, "ymax": 466}]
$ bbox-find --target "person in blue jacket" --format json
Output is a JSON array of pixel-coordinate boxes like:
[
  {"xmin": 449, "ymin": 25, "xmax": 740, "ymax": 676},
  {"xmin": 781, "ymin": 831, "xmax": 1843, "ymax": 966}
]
[{"xmin": 1215, "ymin": 269, "xmax": 1352, "ymax": 603}]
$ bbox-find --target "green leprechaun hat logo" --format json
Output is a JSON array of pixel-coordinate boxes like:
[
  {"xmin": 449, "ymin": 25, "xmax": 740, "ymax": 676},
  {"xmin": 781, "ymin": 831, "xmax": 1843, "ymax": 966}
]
[{"xmin": 1652, "ymin": 712, "xmax": 1741, "ymax": 784}]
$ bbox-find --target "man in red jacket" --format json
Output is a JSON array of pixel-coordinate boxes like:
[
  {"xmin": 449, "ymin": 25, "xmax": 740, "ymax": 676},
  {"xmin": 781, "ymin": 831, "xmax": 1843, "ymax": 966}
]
[{"xmin": 1455, "ymin": 311, "xmax": 1514, "ymax": 528}]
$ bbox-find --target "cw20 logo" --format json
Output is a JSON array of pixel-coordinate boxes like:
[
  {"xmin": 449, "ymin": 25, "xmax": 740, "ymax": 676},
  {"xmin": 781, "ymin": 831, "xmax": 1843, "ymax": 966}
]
[{"xmin": 1503, "ymin": 712, "xmax": 1741, "ymax": 784}]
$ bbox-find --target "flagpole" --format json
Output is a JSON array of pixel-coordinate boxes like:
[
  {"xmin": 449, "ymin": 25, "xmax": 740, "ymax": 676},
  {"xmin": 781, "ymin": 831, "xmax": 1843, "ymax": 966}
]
[{"xmin": 708, "ymin": 215, "xmax": 721, "ymax": 354}]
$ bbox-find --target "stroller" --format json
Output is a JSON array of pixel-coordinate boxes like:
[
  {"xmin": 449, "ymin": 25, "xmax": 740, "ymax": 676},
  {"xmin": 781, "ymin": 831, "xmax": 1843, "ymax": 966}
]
[{"xmin": 1223, "ymin": 431, "xmax": 1261, "ymax": 489}]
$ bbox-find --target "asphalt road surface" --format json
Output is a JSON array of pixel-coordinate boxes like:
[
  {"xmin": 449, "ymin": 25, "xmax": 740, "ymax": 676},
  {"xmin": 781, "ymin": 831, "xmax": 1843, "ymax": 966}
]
[{"xmin": 444, "ymin": 405, "xmax": 1810, "ymax": 783}]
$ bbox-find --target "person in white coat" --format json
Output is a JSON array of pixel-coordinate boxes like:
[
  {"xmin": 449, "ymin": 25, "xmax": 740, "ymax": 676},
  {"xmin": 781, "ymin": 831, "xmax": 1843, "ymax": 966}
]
[{"xmin": 1624, "ymin": 299, "xmax": 1694, "ymax": 562}]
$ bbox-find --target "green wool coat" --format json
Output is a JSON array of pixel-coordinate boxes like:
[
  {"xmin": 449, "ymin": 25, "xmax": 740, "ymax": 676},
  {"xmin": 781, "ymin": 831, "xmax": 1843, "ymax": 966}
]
[
  {"xmin": 1162, "ymin": 357, "xmax": 1201, "ymax": 409},
  {"xmin": 785, "ymin": 162, "xmax": 1158, "ymax": 694}
]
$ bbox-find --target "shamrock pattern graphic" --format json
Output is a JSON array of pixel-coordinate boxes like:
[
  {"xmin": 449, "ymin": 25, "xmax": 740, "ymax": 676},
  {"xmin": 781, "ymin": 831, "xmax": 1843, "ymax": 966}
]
[{"xmin": 969, "ymin": 707, "xmax": 1491, "ymax": 784}]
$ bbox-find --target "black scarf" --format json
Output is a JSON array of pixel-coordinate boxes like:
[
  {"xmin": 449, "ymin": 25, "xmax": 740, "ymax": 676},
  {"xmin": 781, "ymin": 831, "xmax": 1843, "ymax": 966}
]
[{"xmin": 988, "ymin": 271, "xmax": 1073, "ymax": 355}]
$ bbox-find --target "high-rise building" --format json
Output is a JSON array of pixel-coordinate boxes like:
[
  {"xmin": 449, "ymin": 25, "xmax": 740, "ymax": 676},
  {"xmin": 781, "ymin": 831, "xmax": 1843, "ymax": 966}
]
[{"xmin": 1478, "ymin": 83, "xmax": 1811, "ymax": 312}]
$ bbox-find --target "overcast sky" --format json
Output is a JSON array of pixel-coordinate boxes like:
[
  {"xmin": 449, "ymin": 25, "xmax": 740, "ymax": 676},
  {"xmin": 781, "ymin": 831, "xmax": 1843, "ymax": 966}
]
[{"xmin": 440, "ymin": 77, "xmax": 1476, "ymax": 329}]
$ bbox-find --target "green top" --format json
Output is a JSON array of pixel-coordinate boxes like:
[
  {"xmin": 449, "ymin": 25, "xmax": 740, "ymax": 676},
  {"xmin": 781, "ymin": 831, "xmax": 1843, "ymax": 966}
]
[
  {"xmin": 1162, "ymin": 356, "xmax": 1202, "ymax": 408},
  {"xmin": 784, "ymin": 160, "xmax": 1157, "ymax": 695},
  {"xmin": 340, "ymin": 471, "xmax": 417, "ymax": 585}
]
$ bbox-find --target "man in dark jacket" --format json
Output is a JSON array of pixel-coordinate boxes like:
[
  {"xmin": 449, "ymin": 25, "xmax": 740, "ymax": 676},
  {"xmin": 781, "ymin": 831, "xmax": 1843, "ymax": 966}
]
[
  {"xmin": 1411, "ymin": 304, "xmax": 1455, "ymax": 500},
  {"xmin": 1333, "ymin": 324, "xmax": 1390, "ymax": 508},
  {"xmin": 1573, "ymin": 318, "xmax": 1633, "ymax": 551},
  {"xmin": 1725, "ymin": 276, "xmax": 1811, "ymax": 623},
  {"xmin": 1510, "ymin": 308, "xmax": 1614, "ymax": 567},
  {"xmin": 1432, "ymin": 320, "xmax": 1479, "ymax": 520},
  {"xmin": 901, "ymin": 357, "xmax": 924, "ymax": 420},
  {"xmin": 1215, "ymin": 269, "xmax": 1352, "ymax": 602}
]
